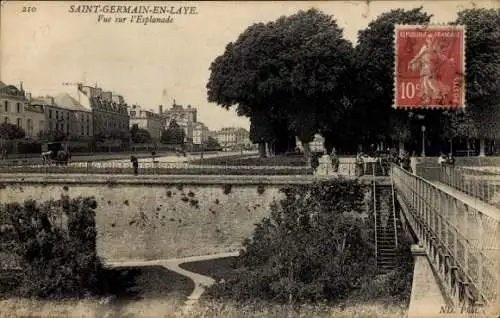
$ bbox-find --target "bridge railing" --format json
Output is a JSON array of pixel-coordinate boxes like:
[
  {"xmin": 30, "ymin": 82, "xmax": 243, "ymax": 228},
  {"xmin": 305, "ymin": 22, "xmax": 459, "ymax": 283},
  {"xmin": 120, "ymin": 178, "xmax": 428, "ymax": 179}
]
[
  {"xmin": 440, "ymin": 165, "xmax": 500, "ymax": 206},
  {"xmin": 391, "ymin": 164, "xmax": 499, "ymax": 312},
  {"xmin": 419, "ymin": 165, "xmax": 500, "ymax": 207}
]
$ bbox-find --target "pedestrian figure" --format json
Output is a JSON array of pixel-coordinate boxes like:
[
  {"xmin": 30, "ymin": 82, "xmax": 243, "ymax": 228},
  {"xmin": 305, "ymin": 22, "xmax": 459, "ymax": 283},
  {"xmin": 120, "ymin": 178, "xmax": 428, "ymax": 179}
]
[
  {"xmin": 330, "ymin": 148, "xmax": 339, "ymax": 173},
  {"xmin": 311, "ymin": 153, "xmax": 320, "ymax": 173},
  {"xmin": 401, "ymin": 152, "xmax": 412, "ymax": 173},
  {"xmin": 446, "ymin": 153, "xmax": 455, "ymax": 166},
  {"xmin": 151, "ymin": 151, "xmax": 156, "ymax": 162},
  {"xmin": 438, "ymin": 152, "xmax": 447, "ymax": 165},
  {"xmin": 355, "ymin": 152, "xmax": 364, "ymax": 176},
  {"xmin": 131, "ymin": 156, "xmax": 139, "ymax": 175}
]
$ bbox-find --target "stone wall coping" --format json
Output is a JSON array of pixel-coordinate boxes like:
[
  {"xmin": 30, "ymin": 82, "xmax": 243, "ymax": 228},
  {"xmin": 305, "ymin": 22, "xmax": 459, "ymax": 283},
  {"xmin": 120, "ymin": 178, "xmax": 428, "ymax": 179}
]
[{"xmin": 0, "ymin": 173, "xmax": 391, "ymax": 186}]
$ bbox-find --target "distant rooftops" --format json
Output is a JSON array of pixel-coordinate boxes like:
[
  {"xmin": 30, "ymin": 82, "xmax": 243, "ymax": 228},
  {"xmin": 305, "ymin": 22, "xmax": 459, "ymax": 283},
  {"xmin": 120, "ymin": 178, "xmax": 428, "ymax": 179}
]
[
  {"xmin": 54, "ymin": 93, "xmax": 91, "ymax": 112},
  {"xmin": 30, "ymin": 93, "xmax": 92, "ymax": 112}
]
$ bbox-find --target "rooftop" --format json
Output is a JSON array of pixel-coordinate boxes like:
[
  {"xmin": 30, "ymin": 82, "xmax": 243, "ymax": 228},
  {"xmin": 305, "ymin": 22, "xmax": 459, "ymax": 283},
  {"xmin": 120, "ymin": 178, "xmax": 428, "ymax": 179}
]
[{"xmin": 54, "ymin": 93, "xmax": 91, "ymax": 112}]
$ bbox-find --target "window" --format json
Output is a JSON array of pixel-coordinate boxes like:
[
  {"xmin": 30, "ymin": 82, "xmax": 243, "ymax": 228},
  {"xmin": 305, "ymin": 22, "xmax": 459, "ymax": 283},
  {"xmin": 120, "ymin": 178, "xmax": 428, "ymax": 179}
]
[
  {"xmin": 3, "ymin": 117, "xmax": 8, "ymax": 124},
  {"xmin": 4, "ymin": 101, "xmax": 8, "ymax": 112},
  {"xmin": 56, "ymin": 111, "xmax": 59, "ymax": 120},
  {"xmin": 67, "ymin": 112, "xmax": 69, "ymax": 120},
  {"xmin": 66, "ymin": 124, "xmax": 69, "ymax": 134},
  {"xmin": 49, "ymin": 109, "xmax": 52, "ymax": 119},
  {"xmin": 27, "ymin": 119, "xmax": 33, "ymax": 135},
  {"xmin": 17, "ymin": 118, "xmax": 22, "ymax": 128},
  {"xmin": 16, "ymin": 103, "xmax": 21, "ymax": 113}
]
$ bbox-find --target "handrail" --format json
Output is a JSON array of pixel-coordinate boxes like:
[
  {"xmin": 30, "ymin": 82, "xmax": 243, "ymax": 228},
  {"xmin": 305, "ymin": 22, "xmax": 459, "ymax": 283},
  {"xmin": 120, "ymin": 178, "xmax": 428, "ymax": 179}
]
[
  {"xmin": 390, "ymin": 172, "xmax": 398, "ymax": 249},
  {"xmin": 391, "ymin": 163, "xmax": 499, "ymax": 310},
  {"xmin": 372, "ymin": 162, "xmax": 378, "ymax": 269}
]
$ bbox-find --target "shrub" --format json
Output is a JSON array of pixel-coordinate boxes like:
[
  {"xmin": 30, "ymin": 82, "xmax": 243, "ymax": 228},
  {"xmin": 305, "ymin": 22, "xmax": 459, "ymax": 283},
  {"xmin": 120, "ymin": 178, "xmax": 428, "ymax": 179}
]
[
  {"xmin": 206, "ymin": 179, "xmax": 376, "ymax": 304},
  {"xmin": 0, "ymin": 196, "xmax": 104, "ymax": 299}
]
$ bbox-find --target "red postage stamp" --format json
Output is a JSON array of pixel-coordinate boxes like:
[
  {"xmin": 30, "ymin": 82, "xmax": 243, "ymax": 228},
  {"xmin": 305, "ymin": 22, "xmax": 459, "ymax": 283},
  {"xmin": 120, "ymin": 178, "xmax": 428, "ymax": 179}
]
[{"xmin": 394, "ymin": 25, "xmax": 465, "ymax": 109}]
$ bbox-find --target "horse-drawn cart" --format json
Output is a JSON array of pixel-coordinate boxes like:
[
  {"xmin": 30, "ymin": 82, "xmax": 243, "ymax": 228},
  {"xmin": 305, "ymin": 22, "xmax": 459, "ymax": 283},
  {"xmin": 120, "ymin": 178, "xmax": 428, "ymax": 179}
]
[{"xmin": 41, "ymin": 142, "xmax": 70, "ymax": 165}]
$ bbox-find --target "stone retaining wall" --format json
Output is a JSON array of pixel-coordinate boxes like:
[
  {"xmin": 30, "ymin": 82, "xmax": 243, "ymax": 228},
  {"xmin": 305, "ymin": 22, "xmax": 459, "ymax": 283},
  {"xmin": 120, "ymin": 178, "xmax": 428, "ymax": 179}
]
[{"xmin": 0, "ymin": 174, "xmax": 391, "ymax": 261}]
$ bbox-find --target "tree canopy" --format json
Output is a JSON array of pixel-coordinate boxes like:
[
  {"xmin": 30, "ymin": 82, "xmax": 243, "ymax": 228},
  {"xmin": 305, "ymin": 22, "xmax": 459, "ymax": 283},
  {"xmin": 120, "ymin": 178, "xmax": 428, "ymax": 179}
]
[
  {"xmin": 0, "ymin": 123, "xmax": 26, "ymax": 140},
  {"xmin": 453, "ymin": 8, "xmax": 500, "ymax": 140},
  {"xmin": 350, "ymin": 7, "xmax": 433, "ymax": 148},
  {"xmin": 207, "ymin": 9, "xmax": 354, "ymax": 156},
  {"xmin": 207, "ymin": 6, "xmax": 499, "ymax": 156}
]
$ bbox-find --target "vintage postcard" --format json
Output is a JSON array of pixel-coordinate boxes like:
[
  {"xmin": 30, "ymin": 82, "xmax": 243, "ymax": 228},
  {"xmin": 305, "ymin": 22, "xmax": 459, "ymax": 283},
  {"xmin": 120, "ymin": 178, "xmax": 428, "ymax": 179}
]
[{"xmin": 1, "ymin": 1, "xmax": 499, "ymax": 318}]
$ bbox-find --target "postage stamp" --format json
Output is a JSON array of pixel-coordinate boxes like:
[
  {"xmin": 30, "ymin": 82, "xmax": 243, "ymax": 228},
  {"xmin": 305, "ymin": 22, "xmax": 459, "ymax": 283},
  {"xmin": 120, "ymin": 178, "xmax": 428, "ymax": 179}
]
[{"xmin": 394, "ymin": 25, "xmax": 465, "ymax": 109}]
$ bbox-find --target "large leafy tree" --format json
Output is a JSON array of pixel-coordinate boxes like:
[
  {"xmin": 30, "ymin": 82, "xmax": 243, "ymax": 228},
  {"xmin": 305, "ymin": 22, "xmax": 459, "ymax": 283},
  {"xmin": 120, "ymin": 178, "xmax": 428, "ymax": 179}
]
[
  {"xmin": 453, "ymin": 9, "xmax": 500, "ymax": 155},
  {"xmin": 207, "ymin": 9, "xmax": 354, "ymax": 162},
  {"xmin": 0, "ymin": 123, "xmax": 26, "ymax": 140},
  {"xmin": 353, "ymin": 8, "xmax": 433, "ymax": 152}
]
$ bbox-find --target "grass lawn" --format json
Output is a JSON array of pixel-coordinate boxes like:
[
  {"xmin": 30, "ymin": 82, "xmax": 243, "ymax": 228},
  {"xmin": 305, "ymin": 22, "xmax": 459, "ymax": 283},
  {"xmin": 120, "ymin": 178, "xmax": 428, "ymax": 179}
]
[{"xmin": 0, "ymin": 265, "xmax": 194, "ymax": 318}]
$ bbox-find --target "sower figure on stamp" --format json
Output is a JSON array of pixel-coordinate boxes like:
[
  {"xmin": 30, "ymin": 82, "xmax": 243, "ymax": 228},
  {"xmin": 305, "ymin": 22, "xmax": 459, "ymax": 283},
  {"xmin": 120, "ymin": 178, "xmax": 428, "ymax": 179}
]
[{"xmin": 408, "ymin": 33, "xmax": 455, "ymax": 104}]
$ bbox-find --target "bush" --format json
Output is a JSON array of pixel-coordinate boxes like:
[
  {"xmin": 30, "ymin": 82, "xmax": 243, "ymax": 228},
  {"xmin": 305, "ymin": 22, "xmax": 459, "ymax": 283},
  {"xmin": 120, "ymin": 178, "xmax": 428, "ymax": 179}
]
[
  {"xmin": 0, "ymin": 196, "xmax": 103, "ymax": 299},
  {"xmin": 206, "ymin": 179, "xmax": 376, "ymax": 304}
]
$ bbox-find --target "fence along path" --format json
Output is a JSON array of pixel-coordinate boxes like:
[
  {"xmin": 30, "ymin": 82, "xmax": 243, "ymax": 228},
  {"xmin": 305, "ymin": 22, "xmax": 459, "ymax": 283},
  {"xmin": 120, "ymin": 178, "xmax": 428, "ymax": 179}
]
[{"xmin": 392, "ymin": 164, "xmax": 499, "ymax": 314}]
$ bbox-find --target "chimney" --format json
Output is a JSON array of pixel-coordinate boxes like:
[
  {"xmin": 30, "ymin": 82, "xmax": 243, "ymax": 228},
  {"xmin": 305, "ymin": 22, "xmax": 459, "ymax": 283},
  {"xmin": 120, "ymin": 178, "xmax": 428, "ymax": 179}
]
[
  {"xmin": 25, "ymin": 93, "xmax": 32, "ymax": 103},
  {"xmin": 159, "ymin": 105, "xmax": 163, "ymax": 114},
  {"xmin": 19, "ymin": 81, "xmax": 24, "ymax": 92}
]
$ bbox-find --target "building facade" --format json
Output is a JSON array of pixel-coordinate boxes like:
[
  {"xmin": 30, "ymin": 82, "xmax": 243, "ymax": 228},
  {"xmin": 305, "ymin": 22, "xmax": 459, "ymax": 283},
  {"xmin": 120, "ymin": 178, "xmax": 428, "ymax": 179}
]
[
  {"xmin": 160, "ymin": 102, "xmax": 197, "ymax": 143},
  {"xmin": 129, "ymin": 105, "xmax": 163, "ymax": 142},
  {"xmin": 193, "ymin": 122, "xmax": 209, "ymax": 145},
  {"xmin": 211, "ymin": 127, "xmax": 251, "ymax": 149},
  {"xmin": 0, "ymin": 81, "xmax": 45, "ymax": 139},
  {"xmin": 296, "ymin": 134, "xmax": 325, "ymax": 153},
  {"xmin": 78, "ymin": 84, "xmax": 129, "ymax": 140},
  {"xmin": 30, "ymin": 93, "xmax": 94, "ymax": 142}
]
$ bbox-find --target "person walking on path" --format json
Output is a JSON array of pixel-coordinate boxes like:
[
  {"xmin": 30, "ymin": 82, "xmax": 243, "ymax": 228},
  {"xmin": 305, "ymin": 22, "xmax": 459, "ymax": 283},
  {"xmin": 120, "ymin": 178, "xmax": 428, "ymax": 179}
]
[{"xmin": 131, "ymin": 156, "xmax": 139, "ymax": 175}]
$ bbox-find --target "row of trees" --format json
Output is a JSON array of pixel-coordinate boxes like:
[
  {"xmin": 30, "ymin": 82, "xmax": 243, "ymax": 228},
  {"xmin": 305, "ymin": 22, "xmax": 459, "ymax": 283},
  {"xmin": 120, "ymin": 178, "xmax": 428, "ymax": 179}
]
[
  {"xmin": 207, "ymin": 8, "xmax": 500, "ymax": 160},
  {"xmin": 0, "ymin": 121, "xmax": 222, "ymax": 152}
]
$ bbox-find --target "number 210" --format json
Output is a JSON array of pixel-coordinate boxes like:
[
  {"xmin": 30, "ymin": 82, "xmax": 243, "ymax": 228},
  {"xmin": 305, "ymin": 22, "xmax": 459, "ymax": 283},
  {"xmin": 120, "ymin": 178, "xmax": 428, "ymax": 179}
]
[
  {"xmin": 400, "ymin": 82, "xmax": 417, "ymax": 99},
  {"xmin": 22, "ymin": 6, "xmax": 37, "ymax": 13}
]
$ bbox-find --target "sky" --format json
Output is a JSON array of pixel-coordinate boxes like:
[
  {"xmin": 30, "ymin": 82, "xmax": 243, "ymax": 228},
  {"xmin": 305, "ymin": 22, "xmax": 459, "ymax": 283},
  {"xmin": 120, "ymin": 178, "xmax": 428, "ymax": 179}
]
[{"xmin": 1, "ymin": 0, "xmax": 498, "ymax": 130}]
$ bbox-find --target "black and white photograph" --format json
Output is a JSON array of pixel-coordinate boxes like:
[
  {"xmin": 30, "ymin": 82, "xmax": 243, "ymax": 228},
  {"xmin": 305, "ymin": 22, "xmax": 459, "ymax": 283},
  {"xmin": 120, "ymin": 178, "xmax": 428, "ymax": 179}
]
[{"xmin": 0, "ymin": 1, "xmax": 499, "ymax": 317}]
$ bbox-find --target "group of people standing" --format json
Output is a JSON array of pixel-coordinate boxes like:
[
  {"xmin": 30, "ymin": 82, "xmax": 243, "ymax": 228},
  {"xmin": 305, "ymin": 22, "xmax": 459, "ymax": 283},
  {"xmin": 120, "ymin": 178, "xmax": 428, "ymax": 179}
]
[{"xmin": 354, "ymin": 149, "xmax": 413, "ymax": 176}]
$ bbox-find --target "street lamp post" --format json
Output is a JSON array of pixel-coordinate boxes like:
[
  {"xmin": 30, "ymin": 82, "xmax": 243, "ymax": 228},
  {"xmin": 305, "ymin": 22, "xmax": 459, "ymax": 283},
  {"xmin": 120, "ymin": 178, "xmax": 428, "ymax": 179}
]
[{"xmin": 421, "ymin": 125, "xmax": 426, "ymax": 157}]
